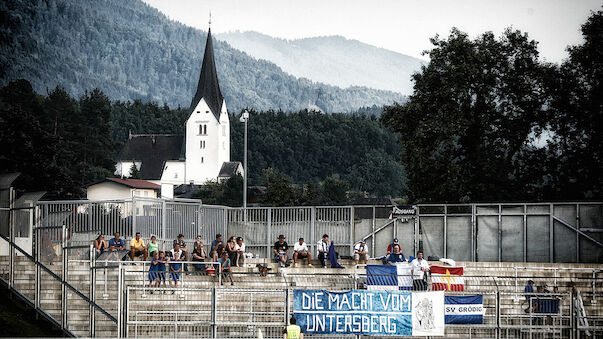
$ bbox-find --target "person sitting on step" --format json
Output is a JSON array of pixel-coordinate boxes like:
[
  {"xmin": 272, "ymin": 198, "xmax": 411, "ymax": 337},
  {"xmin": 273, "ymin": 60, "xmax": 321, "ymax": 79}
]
[{"xmin": 293, "ymin": 237, "xmax": 314, "ymax": 268}]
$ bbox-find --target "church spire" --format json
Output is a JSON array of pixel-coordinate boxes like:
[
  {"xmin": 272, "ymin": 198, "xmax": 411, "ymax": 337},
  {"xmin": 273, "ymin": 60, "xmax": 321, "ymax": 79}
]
[{"xmin": 189, "ymin": 27, "xmax": 224, "ymax": 121}]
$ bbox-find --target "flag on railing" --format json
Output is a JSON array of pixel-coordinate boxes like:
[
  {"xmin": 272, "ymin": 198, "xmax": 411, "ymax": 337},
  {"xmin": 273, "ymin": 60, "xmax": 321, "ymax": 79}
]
[
  {"xmin": 431, "ymin": 266, "xmax": 464, "ymax": 291},
  {"xmin": 444, "ymin": 295, "xmax": 484, "ymax": 324},
  {"xmin": 365, "ymin": 263, "xmax": 413, "ymax": 290}
]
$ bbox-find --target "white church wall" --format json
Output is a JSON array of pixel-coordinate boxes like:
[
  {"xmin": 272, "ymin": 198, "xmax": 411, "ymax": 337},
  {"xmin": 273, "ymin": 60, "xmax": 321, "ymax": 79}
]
[
  {"xmin": 185, "ymin": 98, "xmax": 227, "ymax": 185},
  {"xmin": 161, "ymin": 160, "xmax": 185, "ymax": 185}
]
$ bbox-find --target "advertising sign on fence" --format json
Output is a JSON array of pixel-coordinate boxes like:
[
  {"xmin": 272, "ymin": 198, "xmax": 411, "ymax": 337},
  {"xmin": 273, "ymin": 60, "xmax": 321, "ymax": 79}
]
[
  {"xmin": 293, "ymin": 290, "xmax": 444, "ymax": 336},
  {"xmin": 444, "ymin": 295, "xmax": 484, "ymax": 324}
]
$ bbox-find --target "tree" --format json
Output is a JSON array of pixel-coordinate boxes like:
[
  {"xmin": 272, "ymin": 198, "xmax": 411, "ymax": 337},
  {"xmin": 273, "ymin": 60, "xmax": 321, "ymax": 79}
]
[
  {"xmin": 129, "ymin": 164, "xmax": 141, "ymax": 179},
  {"xmin": 261, "ymin": 168, "xmax": 299, "ymax": 206},
  {"xmin": 382, "ymin": 28, "xmax": 551, "ymax": 202},
  {"xmin": 546, "ymin": 9, "xmax": 603, "ymax": 199}
]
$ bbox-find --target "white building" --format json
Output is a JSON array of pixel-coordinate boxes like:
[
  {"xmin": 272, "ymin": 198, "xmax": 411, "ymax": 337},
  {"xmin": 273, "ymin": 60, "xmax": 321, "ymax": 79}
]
[
  {"xmin": 85, "ymin": 178, "xmax": 160, "ymax": 200},
  {"xmin": 114, "ymin": 29, "xmax": 241, "ymax": 196}
]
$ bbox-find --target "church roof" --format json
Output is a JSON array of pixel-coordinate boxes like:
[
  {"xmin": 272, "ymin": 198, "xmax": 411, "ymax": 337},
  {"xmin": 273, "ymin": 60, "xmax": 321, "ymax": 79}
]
[
  {"xmin": 190, "ymin": 29, "xmax": 224, "ymax": 121},
  {"xmin": 117, "ymin": 134, "xmax": 183, "ymax": 180},
  {"xmin": 218, "ymin": 162, "xmax": 243, "ymax": 178}
]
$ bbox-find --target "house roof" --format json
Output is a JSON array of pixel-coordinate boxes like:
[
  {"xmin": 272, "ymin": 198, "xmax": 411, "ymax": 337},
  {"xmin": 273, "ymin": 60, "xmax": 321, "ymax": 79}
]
[
  {"xmin": 116, "ymin": 134, "xmax": 183, "ymax": 180},
  {"xmin": 190, "ymin": 28, "xmax": 224, "ymax": 121},
  {"xmin": 218, "ymin": 162, "xmax": 242, "ymax": 178},
  {"xmin": 87, "ymin": 178, "xmax": 160, "ymax": 190}
]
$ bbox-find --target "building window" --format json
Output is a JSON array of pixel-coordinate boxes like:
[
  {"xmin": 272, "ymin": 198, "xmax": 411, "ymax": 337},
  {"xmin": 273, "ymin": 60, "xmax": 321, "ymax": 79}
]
[
  {"xmin": 201, "ymin": 157, "xmax": 204, "ymax": 163},
  {"xmin": 199, "ymin": 124, "xmax": 208, "ymax": 135},
  {"xmin": 197, "ymin": 110, "xmax": 200, "ymax": 114},
  {"xmin": 206, "ymin": 110, "xmax": 210, "ymax": 114},
  {"xmin": 200, "ymin": 140, "xmax": 206, "ymax": 149}
]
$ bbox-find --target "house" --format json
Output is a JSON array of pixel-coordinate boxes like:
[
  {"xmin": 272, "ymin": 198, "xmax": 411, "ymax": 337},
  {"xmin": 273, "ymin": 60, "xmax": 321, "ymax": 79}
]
[
  {"xmin": 85, "ymin": 178, "xmax": 160, "ymax": 200},
  {"xmin": 218, "ymin": 162, "xmax": 244, "ymax": 182},
  {"xmin": 115, "ymin": 28, "xmax": 238, "ymax": 197}
]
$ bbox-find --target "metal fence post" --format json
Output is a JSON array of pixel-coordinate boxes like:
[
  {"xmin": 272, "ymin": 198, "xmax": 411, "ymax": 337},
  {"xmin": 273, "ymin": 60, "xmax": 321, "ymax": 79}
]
[
  {"xmin": 211, "ymin": 287, "xmax": 217, "ymax": 338},
  {"xmin": 117, "ymin": 262, "xmax": 123, "ymax": 338},
  {"xmin": 414, "ymin": 207, "xmax": 419, "ymax": 254},
  {"xmin": 472, "ymin": 204, "xmax": 476, "ymax": 262},
  {"xmin": 498, "ymin": 204, "xmax": 502, "ymax": 262},
  {"xmin": 267, "ymin": 208, "xmax": 272, "ymax": 258},
  {"xmin": 285, "ymin": 288, "xmax": 290, "ymax": 323},
  {"xmin": 310, "ymin": 207, "xmax": 316, "ymax": 257},
  {"xmin": 496, "ymin": 291, "xmax": 500, "ymax": 339},
  {"xmin": 349, "ymin": 206, "xmax": 354, "ymax": 255},
  {"xmin": 8, "ymin": 187, "xmax": 15, "ymax": 289},
  {"xmin": 162, "ymin": 200, "xmax": 167, "ymax": 242},
  {"xmin": 549, "ymin": 203, "xmax": 554, "ymax": 263},
  {"xmin": 61, "ymin": 225, "xmax": 68, "ymax": 331},
  {"xmin": 132, "ymin": 197, "xmax": 137, "ymax": 238},
  {"xmin": 371, "ymin": 206, "xmax": 376, "ymax": 256},
  {"xmin": 89, "ymin": 244, "xmax": 96, "ymax": 337},
  {"xmin": 443, "ymin": 204, "xmax": 447, "ymax": 258}
]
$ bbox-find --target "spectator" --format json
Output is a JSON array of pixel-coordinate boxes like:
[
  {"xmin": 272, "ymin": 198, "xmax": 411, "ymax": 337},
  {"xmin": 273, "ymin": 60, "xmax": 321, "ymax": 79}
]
[
  {"xmin": 293, "ymin": 238, "xmax": 314, "ymax": 268},
  {"xmin": 148, "ymin": 251, "xmax": 160, "ymax": 291},
  {"xmin": 386, "ymin": 244, "xmax": 406, "ymax": 263},
  {"xmin": 353, "ymin": 240, "xmax": 369, "ymax": 265},
  {"xmin": 169, "ymin": 252, "xmax": 182, "ymax": 290},
  {"xmin": 274, "ymin": 235, "xmax": 290, "ymax": 268},
  {"xmin": 129, "ymin": 232, "xmax": 148, "ymax": 262},
  {"xmin": 108, "ymin": 232, "xmax": 125, "ymax": 250},
  {"xmin": 171, "ymin": 243, "xmax": 184, "ymax": 260},
  {"xmin": 226, "ymin": 236, "xmax": 237, "ymax": 266},
  {"xmin": 157, "ymin": 251, "xmax": 168, "ymax": 288},
  {"xmin": 147, "ymin": 235, "xmax": 159, "ymax": 257},
  {"xmin": 235, "ymin": 237, "xmax": 246, "ymax": 267},
  {"xmin": 410, "ymin": 251, "xmax": 430, "ymax": 291},
  {"xmin": 210, "ymin": 234, "xmax": 224, "ymax": 261},
  {"xmin": 387, "ymin": 238, "xmax": 400, "ymax": 255},
  {"xmin": 106, "ymin": 232, "xmax": 125, "ymax": 261},
  {"xmin": 173, "ymin": 234, "xmax": 189, "ymax": 273},
  {"xmin": 283, "ymin": 316, "xmax": 304, "ymax": 339},
  {"xmin": 219, "ymin": 252, "xmax": 234, "ymax": 285},
  {"xmin": 192, "ymin": 241, "xmax": 207, "ymax": 272},
  {"xmin": 94, "ymin": 234, "xmax": 108, "ymax": 258},
  {"xmin": 317, "ymin": 234, "xmax": 330, "ymax": 268}
]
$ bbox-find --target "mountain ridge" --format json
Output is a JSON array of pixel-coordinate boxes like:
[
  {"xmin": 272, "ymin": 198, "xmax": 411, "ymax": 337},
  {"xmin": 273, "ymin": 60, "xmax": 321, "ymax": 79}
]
[
  {"xmin": 216, "ymin": 30, "xmax": 425, "ymax": 94},
  {"xmin": 0, "ymin": 0, "xmax": 405, "ymax": 113}
]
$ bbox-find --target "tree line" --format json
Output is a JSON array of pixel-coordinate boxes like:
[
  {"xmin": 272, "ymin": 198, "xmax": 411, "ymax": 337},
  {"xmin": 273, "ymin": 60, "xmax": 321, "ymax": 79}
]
[
  {"xmin": 0, "ymin": 80, "xmax": 405, "ymax": 200},
  {"xmin": 381, "ymin": 9, "xmax": 603, "ymax": 202}
]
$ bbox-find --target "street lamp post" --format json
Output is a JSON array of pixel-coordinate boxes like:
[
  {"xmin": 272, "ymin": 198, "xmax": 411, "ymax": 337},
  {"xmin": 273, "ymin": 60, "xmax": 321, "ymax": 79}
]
[{"xmin": 239, "ymin": 110, "xmax": 249, "ymax": 222}]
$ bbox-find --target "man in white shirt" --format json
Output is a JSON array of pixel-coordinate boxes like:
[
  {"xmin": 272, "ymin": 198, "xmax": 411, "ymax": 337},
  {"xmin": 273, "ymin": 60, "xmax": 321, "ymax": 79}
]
[
  {"xmin": 293, "ymin": 238, "xmax": 314, "ymax": 268},
  {"xmin": 354, "ymin": 239, "xmax": 369, "ymax": 265},
  {"xmin": 410, "ymin": 251, "xmax": 430, "ymax": 291},
  {"xmin": 317, "ymin": 234, "xmax": 330, "ymax": 268}
]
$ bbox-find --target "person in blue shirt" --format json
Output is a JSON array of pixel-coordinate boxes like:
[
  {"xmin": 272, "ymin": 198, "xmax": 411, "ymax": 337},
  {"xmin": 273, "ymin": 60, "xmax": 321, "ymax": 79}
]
[
  {"xmin": 218, "ymin": 252, "xmax": 234, "ymax": 286},
  {"xmin": 170, "ymin": 254, "xmax": 182, "ymax": 290},
  {"xmin": 108, "ymin": 232, "xmax": 125, "ymax": 250},
  {"xmin": 148, "ymin": 252, "xmax": 160, "ymax": 291},
  {"xmin": 157, "ymin": 251, "xmax": 168, "ymax": 288},
  {"xmin": 387, "ymin": 244, "xmax": 406, "ymax": 263}
]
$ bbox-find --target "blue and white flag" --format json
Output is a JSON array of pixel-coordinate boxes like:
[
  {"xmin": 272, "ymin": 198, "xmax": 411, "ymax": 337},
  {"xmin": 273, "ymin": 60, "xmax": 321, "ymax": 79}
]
[
  {"xmin": 444, "ymin": 295, "xmax": 484, "ymax": 324},
  {"xmin": 366, "ymin": 263, "xmax": 413, "ymax": 290}
]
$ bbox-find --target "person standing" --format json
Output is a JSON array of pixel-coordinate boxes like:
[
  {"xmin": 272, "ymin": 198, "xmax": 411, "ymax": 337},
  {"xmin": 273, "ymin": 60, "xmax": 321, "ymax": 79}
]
[
  {"xmin": 283, "ymin": 316, "xmax": 303, "ymax": 339},
  {"xmin": 317, "ymin": 234, "xmax": 329, "ymax": 268},
  {"xmin": 354, "ymin": 240, "xmax": 369, "ymax": 265},
  {"xmin": 410, "ymin": 251, "xmax": 430, "ymax": 290}
]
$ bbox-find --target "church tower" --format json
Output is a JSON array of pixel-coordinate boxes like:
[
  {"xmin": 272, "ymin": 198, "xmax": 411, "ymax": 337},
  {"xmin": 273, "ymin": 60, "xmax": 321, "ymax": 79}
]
[{"xmin": 184, "ymin": 28, "xmax": 230, "ymax": 184}]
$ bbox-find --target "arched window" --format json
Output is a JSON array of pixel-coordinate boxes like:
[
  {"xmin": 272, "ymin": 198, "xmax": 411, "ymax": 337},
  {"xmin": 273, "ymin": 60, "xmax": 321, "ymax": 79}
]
[{"xmin": 204, "ymin": 125, "xmax": 207, "ymax": 135}]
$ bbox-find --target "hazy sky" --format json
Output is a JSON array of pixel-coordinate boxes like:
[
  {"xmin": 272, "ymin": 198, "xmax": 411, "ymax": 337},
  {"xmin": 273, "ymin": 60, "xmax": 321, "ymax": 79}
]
[{"xmin": 143, "ymin": 0, "xmax": 600, "ymax": 63}]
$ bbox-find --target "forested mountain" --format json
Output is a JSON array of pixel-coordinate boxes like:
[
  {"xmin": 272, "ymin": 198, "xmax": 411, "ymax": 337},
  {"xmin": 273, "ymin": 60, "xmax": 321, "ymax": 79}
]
[
  {"xmin": 216, "ymin": 31, "xmax": 425, "ymax": 95},
  {"xmin": 0, "ymin": 0, "xmax": 405, "ymax": 113}
]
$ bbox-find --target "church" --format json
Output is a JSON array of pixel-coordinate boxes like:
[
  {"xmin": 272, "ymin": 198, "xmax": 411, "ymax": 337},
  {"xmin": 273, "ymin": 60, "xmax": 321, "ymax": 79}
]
[{"xmin": 114, "ymin": 29, "xmax": 242, "ymax": 198}]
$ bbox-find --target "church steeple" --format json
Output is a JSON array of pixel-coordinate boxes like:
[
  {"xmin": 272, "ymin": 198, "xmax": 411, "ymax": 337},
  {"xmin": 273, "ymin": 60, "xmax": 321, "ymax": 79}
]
[{"xmin": 190, "ymin": 28, "xmax": 224, "ymax": 121}]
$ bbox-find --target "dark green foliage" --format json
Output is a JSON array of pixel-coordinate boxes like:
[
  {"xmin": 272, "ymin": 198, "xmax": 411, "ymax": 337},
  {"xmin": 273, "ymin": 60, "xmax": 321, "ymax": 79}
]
[
  {"xmin": 0, "ymin": 0, "xmax": 403, "ymax": 113},
  {"xmin": 231, "ymin": 110, "xmax": 406, "ymax": 197},
  {"xmin": 128, "ymin": 164, "xmax": 141, "ymax": 179},
  {"xmin": 193, "ymin": 175, "xmax": 243, "ymax": 207},
  {"xmin": 382, "ymin": 14, "xmax": 603, "ymax": 202},
  {"xmin": 545, "ymin": 9, "xmax": 603, "ymax": 199}
]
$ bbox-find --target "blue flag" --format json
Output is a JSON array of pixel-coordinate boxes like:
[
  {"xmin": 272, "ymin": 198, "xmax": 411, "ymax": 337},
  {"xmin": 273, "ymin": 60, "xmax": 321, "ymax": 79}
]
[
  {"xmin": 444, "ymin": 295, "xmax": 484, "ymax": 324},
  {"xmin": 328, "ymin": 241, "xmax": 344, "ymax": 268}
]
